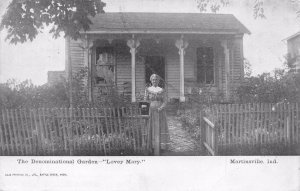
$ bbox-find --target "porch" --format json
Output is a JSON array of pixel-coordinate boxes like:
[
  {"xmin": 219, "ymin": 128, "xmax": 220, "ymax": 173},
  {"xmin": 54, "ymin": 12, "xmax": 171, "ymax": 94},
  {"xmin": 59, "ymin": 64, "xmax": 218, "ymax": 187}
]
[{"xmin": 73, "ymin": 33, "xmax": 241, "ymax": 103}]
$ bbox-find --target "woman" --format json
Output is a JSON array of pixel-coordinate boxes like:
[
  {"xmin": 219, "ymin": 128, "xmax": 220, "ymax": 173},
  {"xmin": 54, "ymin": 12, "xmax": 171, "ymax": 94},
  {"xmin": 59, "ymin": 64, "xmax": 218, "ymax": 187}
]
[{"xmin": 144, "ymin": 74, "xmax": 170, "ymax": 155}]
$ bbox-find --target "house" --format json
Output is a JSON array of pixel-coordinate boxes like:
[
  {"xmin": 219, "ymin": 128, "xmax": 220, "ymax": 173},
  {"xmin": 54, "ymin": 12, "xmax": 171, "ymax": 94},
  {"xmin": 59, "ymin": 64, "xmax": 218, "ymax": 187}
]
[
  {"xmin": 285, "ymin": 32, "xmax": 300, "ymax": 72},
  {"xmin": 47, "ymin": 71, "xmax": 66, "ymax": 85},
  {"xmin": 65, "ymin": 12, "xmax": 250, "ymax": 103}
]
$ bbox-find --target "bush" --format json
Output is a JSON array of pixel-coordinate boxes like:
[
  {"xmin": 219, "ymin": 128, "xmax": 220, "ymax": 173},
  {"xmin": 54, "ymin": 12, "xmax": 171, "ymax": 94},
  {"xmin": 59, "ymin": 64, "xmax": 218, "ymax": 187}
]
[
  {"xmin": 235, "ymin": 70, "xmax": 300, "ymax": 103},
  {"xmin": 0, "ymin": 68, "xmax": 131, "ymax": 109},
  {"xmin": 185, "ymin": 83, "xmax": 224, "ymax": 109},
  {"xmin": 0, "ymin": 79, "xmax": 69, "ymax": 109}
]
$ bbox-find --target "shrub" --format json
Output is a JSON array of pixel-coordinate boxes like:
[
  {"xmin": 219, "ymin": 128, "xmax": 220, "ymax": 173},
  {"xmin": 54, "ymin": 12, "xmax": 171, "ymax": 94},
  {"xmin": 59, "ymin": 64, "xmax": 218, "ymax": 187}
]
[
  {"xmin": 0, "ymin": 79, "xmax": 69, "ymax": 109},
  {"xmin": 235, "ymin": 70, "xmax": 300, "ymax": 103},
  {"xmin": 0, "ymin": 68, "xmax": 131, "ymax": 109}
]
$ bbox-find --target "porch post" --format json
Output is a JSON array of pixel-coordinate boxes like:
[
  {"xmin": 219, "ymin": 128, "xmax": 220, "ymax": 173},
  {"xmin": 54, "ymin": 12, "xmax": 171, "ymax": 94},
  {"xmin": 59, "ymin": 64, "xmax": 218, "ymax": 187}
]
[
  {"xmin": 221, "ymin": 40, "xmax": 230, "ymax": 100},
  {"xmin": 127, "ymin": 37, "xmax": 140, "ymax": 102},
  {"xmin": 83, "ymin": 35, "xmax": 94, "ymax": 102},
  {"xmin": 175, "ymin": 36, "xmax": 189, "ymax": 102}
]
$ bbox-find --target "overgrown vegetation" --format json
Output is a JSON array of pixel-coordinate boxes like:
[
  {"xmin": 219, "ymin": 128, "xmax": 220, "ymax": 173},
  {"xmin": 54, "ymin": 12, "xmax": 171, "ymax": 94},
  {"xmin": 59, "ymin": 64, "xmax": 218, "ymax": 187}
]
[
  {"xmin": 0, "ymin": 68, "xmax": 130, "ymax": 109},
  {"xmin": 178, "ymin": 108, "xmax": 201, "ymax": 141},
  {"xmin": 235, "ymin": 70, "xmax": 300, "ymax": 103},
  {"xmin": 176, "ymin": 84, "xmax": 217, "ymax": 145},
  {"xmin": 0, "ymin": 79, "xmax": 69, "ymax": 109}
]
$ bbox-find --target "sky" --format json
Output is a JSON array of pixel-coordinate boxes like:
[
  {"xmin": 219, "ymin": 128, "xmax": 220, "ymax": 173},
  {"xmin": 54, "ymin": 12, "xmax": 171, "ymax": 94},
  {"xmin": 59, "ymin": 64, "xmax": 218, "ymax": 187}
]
[{"xmin": 0, "ymin": 0, "xmax": 300, "ymax": 85}]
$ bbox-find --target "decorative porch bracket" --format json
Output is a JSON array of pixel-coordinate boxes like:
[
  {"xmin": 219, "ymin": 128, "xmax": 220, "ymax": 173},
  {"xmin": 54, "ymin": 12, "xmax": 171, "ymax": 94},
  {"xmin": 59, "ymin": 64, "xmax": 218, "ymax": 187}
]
[
  {"xmin": 221, "ymin": 40, "xmax": 230, "ymax": 100},
  {"xmin": 127, "ymin": 37, "xmax": 140, "ymax": 102},
  {"xmin": 175, "ymin": 36, "xmax": 189, "ymax": 102}
]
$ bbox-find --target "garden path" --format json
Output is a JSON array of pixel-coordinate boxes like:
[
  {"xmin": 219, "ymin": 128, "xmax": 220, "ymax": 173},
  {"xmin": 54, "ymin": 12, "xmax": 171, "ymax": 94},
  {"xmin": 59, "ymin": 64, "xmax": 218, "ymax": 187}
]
[{"xmin": 161, "ymin": 116, "xmax": 204, "ymax": 156}]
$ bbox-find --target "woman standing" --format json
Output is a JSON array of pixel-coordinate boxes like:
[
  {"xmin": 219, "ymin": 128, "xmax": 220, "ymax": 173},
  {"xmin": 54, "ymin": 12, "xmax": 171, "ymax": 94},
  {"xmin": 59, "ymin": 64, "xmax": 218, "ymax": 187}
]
[{"xmin": 144, "ymin": 74, "xmax": 170, "ymax": 155}]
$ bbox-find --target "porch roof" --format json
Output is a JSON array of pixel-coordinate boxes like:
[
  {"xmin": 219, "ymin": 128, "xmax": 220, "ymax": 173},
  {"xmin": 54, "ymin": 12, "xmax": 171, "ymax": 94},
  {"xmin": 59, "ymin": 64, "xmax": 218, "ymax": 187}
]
[{"xmin": 84, "ymin": 12, "xmax": 251, "ymax": 35}]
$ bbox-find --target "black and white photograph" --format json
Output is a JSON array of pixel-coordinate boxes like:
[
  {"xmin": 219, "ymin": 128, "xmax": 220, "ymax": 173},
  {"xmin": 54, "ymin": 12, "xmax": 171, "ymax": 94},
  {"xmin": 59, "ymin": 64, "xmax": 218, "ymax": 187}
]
[{"xmin": 0, "ymin": 0, "xmax": 299, "ymax": 190}]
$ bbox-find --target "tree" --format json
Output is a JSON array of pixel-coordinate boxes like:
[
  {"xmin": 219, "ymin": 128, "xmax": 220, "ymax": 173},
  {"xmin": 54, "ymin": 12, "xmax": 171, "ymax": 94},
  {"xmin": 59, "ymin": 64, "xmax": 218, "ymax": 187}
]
[
  {"xmin": 244, "ymin": 58, "xmax": 252, "ymax": 78},
  {"xmin": 0, "ymin": 0, "xmax": 106, "ymax": 44},
  {"xmin": 195, "ymin": 0, "xmax": 298, "ymax": 19}
]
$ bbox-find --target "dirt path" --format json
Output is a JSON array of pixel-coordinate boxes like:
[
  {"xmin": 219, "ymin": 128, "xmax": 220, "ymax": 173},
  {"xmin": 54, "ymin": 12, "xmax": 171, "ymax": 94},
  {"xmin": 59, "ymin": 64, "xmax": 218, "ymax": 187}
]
[{"xmin": 161, "ymin": 116, "xmax": 204, "ymax": 156}]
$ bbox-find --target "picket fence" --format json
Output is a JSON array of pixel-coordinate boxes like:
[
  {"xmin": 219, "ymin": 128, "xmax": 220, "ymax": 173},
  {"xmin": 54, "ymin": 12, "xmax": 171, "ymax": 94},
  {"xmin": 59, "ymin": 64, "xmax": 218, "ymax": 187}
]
[
  {"xmin": 0, "ymin": 107, "xmax": 151, "ymax": 156},
  {"xmin": 201, "ymin": 103, "xmax": 300, "ymax": 155}
]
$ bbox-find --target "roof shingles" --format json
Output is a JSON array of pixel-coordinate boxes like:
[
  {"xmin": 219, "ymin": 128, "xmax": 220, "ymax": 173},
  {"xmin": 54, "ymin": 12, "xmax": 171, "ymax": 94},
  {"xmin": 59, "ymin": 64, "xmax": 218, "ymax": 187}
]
[{"xmin": 87, "ymin": 12, "xmax": 250, "ymax": 34}]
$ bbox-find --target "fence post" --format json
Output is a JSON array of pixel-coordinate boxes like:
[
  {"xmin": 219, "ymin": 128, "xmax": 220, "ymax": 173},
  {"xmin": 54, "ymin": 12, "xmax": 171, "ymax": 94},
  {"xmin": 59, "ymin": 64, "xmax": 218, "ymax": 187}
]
[
  {"xmin": 200, "ymin": 110, "xmax": 206, "ymax": 151},
  {"xmin": 154, "ymin": 111, "xmax": 160, "ymax": 156},
  {"xmin": 68, "ymin": 108, "xmax": 74, "ymax": 156},
  {"xmin": 214, "ymin": 123, "xmax": 219, "ymax": 156},
  {"xmin": 214, "ymin": 107, "xmax": 219, "ymax": 156},
  {"xmin": 287, "ymin": 115, "xmax": 291, "ymax": 144}
]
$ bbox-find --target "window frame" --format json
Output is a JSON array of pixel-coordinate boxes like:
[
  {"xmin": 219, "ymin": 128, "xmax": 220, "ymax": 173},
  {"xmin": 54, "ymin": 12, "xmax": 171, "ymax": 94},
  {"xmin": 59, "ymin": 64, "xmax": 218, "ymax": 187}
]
[
  {"xmin": 93, "ymin": 46, "xmax": 116, "ymax": 87},
  {"xmin": 196, "ymin": 46, "xmax": 216, "ymax": 86}
]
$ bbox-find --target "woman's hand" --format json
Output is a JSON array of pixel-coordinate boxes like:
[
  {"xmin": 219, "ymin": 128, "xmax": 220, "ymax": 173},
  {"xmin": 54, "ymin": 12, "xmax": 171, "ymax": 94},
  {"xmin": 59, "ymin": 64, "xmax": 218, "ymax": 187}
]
[{"xmin": 158, "ymin": 107, "xmax": 163, "ymax": 112}]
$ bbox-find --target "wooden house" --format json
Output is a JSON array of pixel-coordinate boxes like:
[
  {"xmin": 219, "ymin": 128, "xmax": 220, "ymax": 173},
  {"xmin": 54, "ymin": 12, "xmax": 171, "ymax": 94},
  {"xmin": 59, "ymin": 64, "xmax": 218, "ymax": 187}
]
[
  {"xmin": 285, "ymin": 32, "xmax": 300, "ymax": 72},
  {"xmin": 65, "ymin": 12, "xmax": 250, "ymax": 102}
]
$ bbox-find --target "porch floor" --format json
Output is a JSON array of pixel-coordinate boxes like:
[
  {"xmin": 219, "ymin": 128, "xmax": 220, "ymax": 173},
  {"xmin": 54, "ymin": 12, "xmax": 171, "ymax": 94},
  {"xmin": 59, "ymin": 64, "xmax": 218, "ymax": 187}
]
[{"xmin": 161, "ymin": 116, "xmax": 204, "ymax": 156}]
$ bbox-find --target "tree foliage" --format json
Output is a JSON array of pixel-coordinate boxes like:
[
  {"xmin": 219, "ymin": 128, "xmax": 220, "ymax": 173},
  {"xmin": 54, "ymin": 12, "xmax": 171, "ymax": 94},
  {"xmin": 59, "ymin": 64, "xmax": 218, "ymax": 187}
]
[
  {"xmin": 0, "ymin": 0, "xmax": 105, "ymax": 44},
  {"xmin": 244, "ymin": 58, "xmax": 252, "ymax": 78},
  {"xmin": 196, "ymin": 0, "xmax": 266, "ymax": 19},
  {"xmin": 195, "ymin": 0, "xmax": 230, "ymax": 13}
]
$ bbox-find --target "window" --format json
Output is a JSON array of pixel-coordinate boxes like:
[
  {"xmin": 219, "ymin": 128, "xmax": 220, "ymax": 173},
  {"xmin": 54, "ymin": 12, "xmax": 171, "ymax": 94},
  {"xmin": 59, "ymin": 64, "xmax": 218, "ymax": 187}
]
[
  {"xmin": 197, "ymin": 47, "xmax": 214, "ymax": 84},
  {"xmin": 94, "ymin": 47, "xmax": 115, "ymax": 85}
]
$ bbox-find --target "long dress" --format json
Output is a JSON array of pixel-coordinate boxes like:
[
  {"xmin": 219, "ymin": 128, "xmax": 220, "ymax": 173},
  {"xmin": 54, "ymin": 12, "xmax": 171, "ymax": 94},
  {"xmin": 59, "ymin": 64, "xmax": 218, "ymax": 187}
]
[{"xmin": 144, "ymin": 86, "xmax": 170, "ymax": 152}]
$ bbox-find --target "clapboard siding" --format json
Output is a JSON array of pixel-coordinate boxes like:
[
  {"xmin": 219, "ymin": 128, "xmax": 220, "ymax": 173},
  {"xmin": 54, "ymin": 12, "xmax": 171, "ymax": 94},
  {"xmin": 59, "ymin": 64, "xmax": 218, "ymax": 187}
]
[
  {"xmin": 214, "ymin": 46, "xmax": 222, "ymax": 96},
  {"xmin": 230, "ymin": 37, "xmax": 244, "ymax": 94},
  {"xmin": 184, "ymin": 48, "xmax": 195, "ymax": 79},
  {"xmin": 165, "ymin": 48, "xmax": 180, "ymax": 98},
  {"xmin": 69, "ymin": 38, "xmax": 85, "ymax": 75},
  {"xmin": 215, "ymin": 37, "xmax": 244, "ymax": 99},
  {"xmin": 115, "ymin": 54, "xmax": 145, "ymax": 97}
]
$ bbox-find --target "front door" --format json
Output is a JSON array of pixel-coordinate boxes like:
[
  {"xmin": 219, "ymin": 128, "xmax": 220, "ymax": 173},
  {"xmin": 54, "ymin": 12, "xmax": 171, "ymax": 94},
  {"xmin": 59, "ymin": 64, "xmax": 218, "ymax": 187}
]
[{"xmin": 145, "ymin": 56, "xmax": 165, "ymax": 88}]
